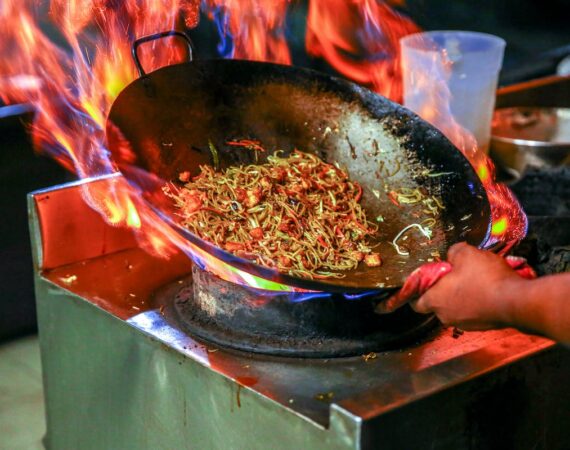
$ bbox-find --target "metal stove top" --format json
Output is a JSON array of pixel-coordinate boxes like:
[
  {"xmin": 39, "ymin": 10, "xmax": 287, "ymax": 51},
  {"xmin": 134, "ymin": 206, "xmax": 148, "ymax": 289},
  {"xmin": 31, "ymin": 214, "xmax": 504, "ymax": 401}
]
[{"xmin": 30, "ymin": 176, "xmax": 570, "ymax": 450}]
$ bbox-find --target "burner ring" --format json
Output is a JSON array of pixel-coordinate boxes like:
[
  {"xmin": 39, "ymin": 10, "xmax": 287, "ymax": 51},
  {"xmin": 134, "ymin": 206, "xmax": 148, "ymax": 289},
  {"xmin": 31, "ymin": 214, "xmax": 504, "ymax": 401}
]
[{"xmin": 155, "ymin": 266, "xmax": 437, "ymax": 358}]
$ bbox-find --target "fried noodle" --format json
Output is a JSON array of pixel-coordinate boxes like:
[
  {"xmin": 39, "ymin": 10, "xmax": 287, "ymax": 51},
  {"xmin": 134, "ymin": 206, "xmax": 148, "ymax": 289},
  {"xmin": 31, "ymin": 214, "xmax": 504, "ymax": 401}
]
[{"xmin": 164, "ymin": 150, "xmax": 380, "ymax": 279}]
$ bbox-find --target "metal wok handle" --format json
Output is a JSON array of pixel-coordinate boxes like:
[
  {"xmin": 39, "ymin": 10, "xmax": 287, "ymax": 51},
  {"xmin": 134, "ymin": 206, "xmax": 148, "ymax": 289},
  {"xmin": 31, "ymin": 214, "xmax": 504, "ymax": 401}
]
[{"xmin": 132, "ymin": 30, "xmax": 194, "ymax": 77}]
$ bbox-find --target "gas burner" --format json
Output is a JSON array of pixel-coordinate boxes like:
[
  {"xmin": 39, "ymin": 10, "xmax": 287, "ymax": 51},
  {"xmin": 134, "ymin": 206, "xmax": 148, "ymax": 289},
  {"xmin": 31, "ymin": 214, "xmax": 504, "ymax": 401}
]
[{"xmin": 156, "ymin": 265, "xmax": 437, "ymax": 358}]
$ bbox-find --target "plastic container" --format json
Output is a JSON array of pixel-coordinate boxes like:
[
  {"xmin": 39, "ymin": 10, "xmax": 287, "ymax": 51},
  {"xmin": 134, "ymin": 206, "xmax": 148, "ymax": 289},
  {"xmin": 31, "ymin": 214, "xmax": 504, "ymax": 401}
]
[{"xmin": 401, "ymin": 31, "xmax": 505, "ymax": 151}]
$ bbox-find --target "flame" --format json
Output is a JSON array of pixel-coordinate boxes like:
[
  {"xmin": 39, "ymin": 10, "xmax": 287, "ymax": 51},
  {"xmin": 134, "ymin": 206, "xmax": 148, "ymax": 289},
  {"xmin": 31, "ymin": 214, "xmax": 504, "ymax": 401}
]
[
  {"xmin": 306, "ymin": 0, "xmax": 420, "ymax": 102},
  {"xmin": 0, "ymin": 0, "xmax": 305, "ymax": 291},
  {"xmin": 203, "ymin": 0, "xmax": 291, "ymax": 63},
  {"xmin": 400, "ymin": 37, "xmax": 527, "ymax": 247},
  {"xmin": 1, "ymin": 1, "xmax": 524, "ymax": 293}
]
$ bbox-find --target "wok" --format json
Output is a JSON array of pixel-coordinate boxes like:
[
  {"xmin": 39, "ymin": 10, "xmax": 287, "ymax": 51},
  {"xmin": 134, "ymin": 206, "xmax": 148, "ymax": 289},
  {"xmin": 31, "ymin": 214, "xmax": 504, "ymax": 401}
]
[{"xmin": 106, "ymin": 31, "xmax": 491, "ymax": 294}]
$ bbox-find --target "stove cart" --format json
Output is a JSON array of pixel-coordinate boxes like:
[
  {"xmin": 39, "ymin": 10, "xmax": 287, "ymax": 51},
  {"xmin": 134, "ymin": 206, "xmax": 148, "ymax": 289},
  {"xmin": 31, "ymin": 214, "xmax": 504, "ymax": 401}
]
[{"xmin": 31, "ymin": 175, "xmax": 570, "ymax": 450}]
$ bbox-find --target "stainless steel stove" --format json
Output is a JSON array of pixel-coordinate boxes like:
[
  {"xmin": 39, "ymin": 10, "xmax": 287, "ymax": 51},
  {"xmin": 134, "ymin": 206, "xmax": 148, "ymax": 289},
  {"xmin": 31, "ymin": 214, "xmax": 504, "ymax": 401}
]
[{"xmin": 31, "ymin": 175, "xmax": 570, "ymax": 450}]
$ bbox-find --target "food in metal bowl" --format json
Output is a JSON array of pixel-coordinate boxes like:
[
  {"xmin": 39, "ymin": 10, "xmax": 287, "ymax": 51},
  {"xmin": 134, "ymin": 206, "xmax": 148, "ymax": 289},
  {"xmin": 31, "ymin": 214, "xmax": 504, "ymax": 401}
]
[{"xmin": 491, "ymin": 107, "xmax": 570, "ymax": 178}]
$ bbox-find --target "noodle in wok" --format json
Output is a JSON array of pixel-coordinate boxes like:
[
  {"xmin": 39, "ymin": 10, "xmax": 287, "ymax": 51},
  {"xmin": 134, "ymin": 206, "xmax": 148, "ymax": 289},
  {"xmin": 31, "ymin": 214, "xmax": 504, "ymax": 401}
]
[{"xmin": 164, "ymin": 150, "xmax": 381, "ymax": 279}]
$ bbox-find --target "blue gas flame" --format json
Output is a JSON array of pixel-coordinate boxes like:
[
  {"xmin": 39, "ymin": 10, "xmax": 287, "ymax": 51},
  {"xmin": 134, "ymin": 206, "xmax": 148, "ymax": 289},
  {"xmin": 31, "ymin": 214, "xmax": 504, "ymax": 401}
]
[{"xmin": 206, "ymin": 4, "xmax": 235, "ymax": 58}]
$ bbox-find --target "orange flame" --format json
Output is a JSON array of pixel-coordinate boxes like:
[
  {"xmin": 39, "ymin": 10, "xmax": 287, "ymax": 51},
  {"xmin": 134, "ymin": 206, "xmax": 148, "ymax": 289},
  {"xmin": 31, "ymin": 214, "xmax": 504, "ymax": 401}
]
[
  {"xmin": 400, "ymin": 40, "xmax": 527, "ymax": 247},
  {"xmin": 1, "ymin": 0, "xmax": 304, "ymax": 291},
  {"xmin": 306, "ymin": 0, "xmax": 420, "ymax": 102},
  {"xmin": 0, "ymin": 0, "xmax": 205, "ymax": 261},
  {"xmin": 1, "ymin": 0, "xmax": 525, "ymax": 290}
]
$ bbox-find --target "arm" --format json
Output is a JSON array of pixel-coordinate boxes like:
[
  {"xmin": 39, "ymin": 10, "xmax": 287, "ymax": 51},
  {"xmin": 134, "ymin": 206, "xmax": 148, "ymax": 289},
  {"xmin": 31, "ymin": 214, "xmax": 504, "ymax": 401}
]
[
  {"xmin": 506, "ymin": 273, "xmax": 570, "ymax": 343},
  {"xmin": 408, "ymin": 243, "xmax": 570, "ymax": 344}
]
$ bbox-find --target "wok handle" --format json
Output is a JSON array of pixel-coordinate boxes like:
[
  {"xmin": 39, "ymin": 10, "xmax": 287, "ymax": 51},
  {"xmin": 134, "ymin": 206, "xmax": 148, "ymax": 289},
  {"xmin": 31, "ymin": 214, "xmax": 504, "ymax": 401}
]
[
  {"xmin": 132, "ymin": 30, "xmax": 194, "ymax": 77},
  {"xmin": 376, "ymin": 255, "xmax": 537, "ymax": 314}
]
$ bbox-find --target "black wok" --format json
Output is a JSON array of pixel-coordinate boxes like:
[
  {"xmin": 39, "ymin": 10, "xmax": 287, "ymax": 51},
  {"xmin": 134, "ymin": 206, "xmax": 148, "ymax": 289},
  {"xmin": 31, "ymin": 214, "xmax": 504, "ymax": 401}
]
[{"xmin": 106, "ymin": 31, "xmax": 491, "ymax": 294}]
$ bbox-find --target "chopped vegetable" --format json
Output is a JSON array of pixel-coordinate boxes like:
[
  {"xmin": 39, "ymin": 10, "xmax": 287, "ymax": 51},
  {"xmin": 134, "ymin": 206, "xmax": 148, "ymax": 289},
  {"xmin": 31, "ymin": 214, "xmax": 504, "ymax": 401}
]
[
  {"xmin": 364, "ymin": 253, "xmax": 382, "ymax": 267},
  {"xmin": 225, "ymin": 139, "xmax": 266, "ymax": 153},
  {"xmin": 178, "ymin": 171, "xmax": 191, "ymax": 182}
]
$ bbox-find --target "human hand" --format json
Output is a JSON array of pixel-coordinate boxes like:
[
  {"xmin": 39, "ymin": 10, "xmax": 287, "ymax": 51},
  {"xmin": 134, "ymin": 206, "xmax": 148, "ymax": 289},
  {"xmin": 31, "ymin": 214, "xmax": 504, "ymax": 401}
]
[{"xmin": 377, "ymin": 243, "xmax": 535, "ymax": 330}]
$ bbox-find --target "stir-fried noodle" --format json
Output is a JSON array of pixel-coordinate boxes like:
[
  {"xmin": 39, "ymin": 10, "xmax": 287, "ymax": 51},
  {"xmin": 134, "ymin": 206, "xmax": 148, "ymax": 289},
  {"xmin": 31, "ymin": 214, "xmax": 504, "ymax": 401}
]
[{"xmin": 164, "ymin": 150, "xmax": 381, "ymax": 279}]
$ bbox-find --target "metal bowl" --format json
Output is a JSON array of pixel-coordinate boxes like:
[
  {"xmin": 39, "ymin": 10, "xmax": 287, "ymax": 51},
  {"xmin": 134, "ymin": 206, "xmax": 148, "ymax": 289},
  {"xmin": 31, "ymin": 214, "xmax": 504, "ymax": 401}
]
[{"xmin": 491, "ymin": 107, "xmax": 570, "ymax": 178}]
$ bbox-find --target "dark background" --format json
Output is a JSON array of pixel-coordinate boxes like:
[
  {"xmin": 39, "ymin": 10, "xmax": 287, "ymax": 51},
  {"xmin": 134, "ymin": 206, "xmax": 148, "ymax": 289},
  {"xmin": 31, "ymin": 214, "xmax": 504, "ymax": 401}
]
[{"xmin": 2, "ymin": 0, "xmax": 570, "ymax": 341}]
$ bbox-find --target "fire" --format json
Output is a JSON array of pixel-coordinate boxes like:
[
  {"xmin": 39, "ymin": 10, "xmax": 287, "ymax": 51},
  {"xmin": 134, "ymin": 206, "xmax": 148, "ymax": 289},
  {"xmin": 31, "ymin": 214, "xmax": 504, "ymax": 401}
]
[
  {"xmin": 203, "ymin": 0, "xmax": 291, "ymax": 64},
  {"xmin": 1, "ymin": 0, "xmax": 302, "ymax": 291},
  {"xmin": 306, "ymin": 0, "xmax": 420, "ymax": 102},
  {"xmin": 400, "ymin": 39, "xmax": 527, "ymax": 247},
  {"xmin": 1, "ymin": 0, "xmax": 525, "ymax": 291}
]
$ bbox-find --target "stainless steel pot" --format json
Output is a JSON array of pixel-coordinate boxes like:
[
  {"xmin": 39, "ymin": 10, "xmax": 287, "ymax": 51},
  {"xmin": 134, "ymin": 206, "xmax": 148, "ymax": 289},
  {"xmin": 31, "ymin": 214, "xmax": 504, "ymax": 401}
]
[{"xmin": 491, "ymin": 106, "xmax": 570, "ymax": 178}]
